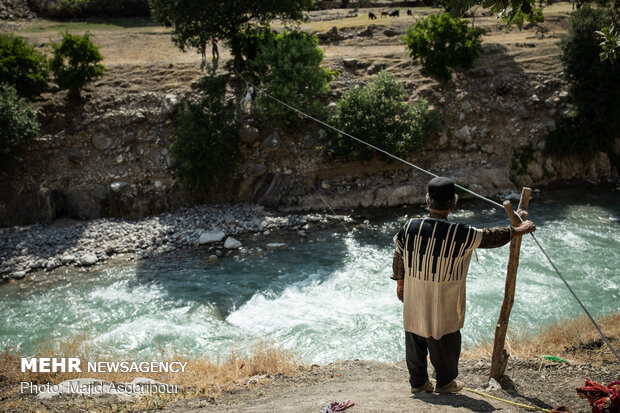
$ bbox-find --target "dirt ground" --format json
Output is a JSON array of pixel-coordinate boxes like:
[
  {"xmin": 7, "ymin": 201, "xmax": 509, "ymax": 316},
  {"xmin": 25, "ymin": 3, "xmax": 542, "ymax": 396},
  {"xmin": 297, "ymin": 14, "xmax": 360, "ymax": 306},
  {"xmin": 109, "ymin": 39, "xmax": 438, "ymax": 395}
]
[
  {"xmin": 6, "ymin": 357, "xmax": 617, "ymax": 413},
  {"xmin": 163, "ymin": 359, "xmax": 618, "ymax": 413}
]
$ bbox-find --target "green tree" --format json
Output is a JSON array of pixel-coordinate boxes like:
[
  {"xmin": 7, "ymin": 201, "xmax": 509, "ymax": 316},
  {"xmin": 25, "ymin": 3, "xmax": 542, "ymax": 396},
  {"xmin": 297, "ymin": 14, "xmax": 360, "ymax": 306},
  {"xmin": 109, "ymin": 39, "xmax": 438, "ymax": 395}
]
[
  {"xmin": 50, "ymin": 32, "xmax": 105, "ymax": 99},
  {"xmin": 0, "ymin": 83, "xmax": 40, "ymax": 164},
  {"xmin": 170, "ymin": 75, "xmax": 240, "ymax": 192},
  {"xmin": 0, "ymin": 34, "xmax": 49, "ymax": 99},
  {"xmin": 235, "ymin": 27, "xmax": 278, "ymax": 63},
  {"xmin": 148, "ymin": 0, "xmax": 313, "ymax": 66},
  {"xmin": 329, "ymin": 71, "xmax": 441, "ymax": 161},
  {"xmin": 30, "ymin": 0, "xmax": 151, "ymax": 18},
  {"xmin": 596, "ymin": 0, "xmax": 619, "ymax": 62},
  {"xmin": 402, "ymin": 13, "xmax": 482, "ymax": 83},
  {"xmin": 546, "ymin": 5, "xmax": 620, "ymax": 158},
  {"xmin": 53, "ymin": 0, "xmax": 90, "ymax": 18},
  {"xmin": 443, "ymin": 0, "xmax": 543, "ymax": 28},
  {"xmin": 247, "ymin": 30, "xmax": 337, "ymax": 125},
  {"xmin": 597, "ymin": 24, "xmax": 619, "ymax": 62}
]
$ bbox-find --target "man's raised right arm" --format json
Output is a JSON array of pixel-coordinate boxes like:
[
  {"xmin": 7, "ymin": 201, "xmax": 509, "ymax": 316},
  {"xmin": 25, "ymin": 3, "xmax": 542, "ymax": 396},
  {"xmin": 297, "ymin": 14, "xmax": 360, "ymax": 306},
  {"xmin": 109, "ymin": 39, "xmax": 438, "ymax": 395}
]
[{"xmin": 478, "ymin": 220, "xmax": 536, "ymax": 249}]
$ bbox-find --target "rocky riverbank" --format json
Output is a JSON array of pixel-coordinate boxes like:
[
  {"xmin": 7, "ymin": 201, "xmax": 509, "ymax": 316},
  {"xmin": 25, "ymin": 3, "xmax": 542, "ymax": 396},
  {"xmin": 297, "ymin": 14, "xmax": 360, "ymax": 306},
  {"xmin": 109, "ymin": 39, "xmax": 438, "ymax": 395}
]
[{"xmin": 0, "ymin": 204, "xmax": 348, "ymax": 281}]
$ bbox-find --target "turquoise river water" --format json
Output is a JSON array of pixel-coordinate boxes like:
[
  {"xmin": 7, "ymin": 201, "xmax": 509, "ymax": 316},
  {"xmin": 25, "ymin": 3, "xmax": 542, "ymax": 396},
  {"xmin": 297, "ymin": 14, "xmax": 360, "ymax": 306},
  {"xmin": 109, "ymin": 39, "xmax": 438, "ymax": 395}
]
[{"xmin": 1, "ymin": 186, "xmax": 619, "ymax": 364}]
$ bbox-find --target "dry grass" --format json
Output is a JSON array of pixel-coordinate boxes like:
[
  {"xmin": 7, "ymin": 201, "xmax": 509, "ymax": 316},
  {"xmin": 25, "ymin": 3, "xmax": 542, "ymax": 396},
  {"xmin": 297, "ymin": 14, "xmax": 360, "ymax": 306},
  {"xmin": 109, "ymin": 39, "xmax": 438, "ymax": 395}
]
[
  {"xmin": 463, "ymin": 313, "xmax": 620, "ymax": 364},
  {"xmin": 0, "ymin": 334, "xmax": 302, "ymax": 412},
  {"xmin": 288, "ymin": 8, "xmax": 434, "ymax": 33}
]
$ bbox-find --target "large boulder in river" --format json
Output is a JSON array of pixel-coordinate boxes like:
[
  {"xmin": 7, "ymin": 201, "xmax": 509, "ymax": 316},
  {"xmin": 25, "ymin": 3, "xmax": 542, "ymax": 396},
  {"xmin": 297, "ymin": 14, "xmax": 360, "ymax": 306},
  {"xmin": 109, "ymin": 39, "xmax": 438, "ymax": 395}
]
[
  {"xmin": 224, "ymin": 237, "xmax": 242, "ymax": 249},
  {"xmin": 199, "ymin": 230, "xmax": 226, "ymax": 244}
]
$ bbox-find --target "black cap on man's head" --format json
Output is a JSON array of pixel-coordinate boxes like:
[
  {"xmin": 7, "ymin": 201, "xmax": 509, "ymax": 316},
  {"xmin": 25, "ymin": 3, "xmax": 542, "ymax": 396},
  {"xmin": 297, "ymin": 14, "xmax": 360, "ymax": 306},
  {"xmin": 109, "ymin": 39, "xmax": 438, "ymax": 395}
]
[{"xmin": 427, "ymin": 177, "xmax": 455, "ymax": 202}]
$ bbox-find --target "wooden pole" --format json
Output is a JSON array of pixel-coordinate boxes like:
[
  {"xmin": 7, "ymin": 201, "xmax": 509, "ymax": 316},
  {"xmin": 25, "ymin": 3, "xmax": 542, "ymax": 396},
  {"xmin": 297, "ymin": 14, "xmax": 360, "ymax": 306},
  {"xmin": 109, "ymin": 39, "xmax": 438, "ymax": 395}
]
[{"xmin": 489, "ymin": 187, "xmax": 531, "ymax": 381}]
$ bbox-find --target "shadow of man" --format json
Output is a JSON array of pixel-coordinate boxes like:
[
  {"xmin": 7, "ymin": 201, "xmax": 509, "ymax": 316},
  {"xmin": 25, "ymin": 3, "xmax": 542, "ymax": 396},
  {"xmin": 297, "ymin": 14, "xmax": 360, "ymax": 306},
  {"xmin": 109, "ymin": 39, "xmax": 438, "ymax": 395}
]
[{"xmin": 411, "ymin": 392, "xmax": 497, "ymax": 412}]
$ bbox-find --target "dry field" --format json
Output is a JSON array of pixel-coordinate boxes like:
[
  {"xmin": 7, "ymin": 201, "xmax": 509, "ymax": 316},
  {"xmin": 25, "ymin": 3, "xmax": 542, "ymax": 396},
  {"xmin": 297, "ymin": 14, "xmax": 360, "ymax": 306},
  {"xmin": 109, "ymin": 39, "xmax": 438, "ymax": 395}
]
[{"xmin": 4, "ymin": 3, "xmax": 573, "ymax": 101}]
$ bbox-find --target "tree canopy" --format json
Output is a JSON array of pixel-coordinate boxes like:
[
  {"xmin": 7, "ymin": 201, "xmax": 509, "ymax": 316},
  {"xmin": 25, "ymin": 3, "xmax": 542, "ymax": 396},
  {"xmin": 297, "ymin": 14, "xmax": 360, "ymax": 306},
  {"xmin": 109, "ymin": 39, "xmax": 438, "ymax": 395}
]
[
  {"xmin": 49, "ymin": 32, "xmax": 105, "ymax": 99},
  {"xmin": 170, "ymin": 74, "xmax": 239, "ymax": 193},
  {"xmin": 148, "ymin": 0, "xmax": 313, "ymax": 63},
  {"xmin": 247, "ymin": 30, "xmax": 337, "ymax": 125},
  {"xmin": 329, "ymin": 71, "xmax": 440, "ymax": 161},
  {"xmin": 446, "ymin": 0, "xmax": 543, "ymax": 28},
  {"xmin": 0, "ymin": 34, "xmax": 49, "ymax": 99}
]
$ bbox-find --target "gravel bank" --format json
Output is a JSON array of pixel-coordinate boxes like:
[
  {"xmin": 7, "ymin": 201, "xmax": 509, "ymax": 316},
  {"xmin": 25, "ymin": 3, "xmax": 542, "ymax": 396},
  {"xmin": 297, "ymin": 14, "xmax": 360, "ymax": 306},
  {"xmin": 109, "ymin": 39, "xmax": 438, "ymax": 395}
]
[{"xmin": 0, "ymin": 204, "xmax": 348, "ymax": 280}]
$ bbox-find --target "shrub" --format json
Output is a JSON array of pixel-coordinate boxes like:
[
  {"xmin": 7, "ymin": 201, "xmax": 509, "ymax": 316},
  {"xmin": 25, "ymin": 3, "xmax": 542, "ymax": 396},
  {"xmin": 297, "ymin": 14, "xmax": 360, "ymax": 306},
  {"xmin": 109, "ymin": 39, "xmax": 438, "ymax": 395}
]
[
  {"xmin": 84, "ymin": 0, "xmax": 151, "ymax": 17},
  {"xmin": 0, "ymin": 84, "xmax": 40, "ymax": 164},
  {"xmin": 247, "ymin": 30, "xmax": 338, "ymax": 125},
  {"xmin": 0, "ymin": 34, "xmax": 49, "ymax": 99},
  {"xmin": 170, "ymin": 75, "xmax": 239, "ymax": 193},
  {"xmin": 401, "ymin": 13, "xmax": 482, "ymax": 83},
  {"xmin": 53, "ymin": 0, "xmax": 90, "ymax": 18},
  {"xmin": 546, "ymin": 6, "xmax": 620, "ymax": 159},
  {"xmin": 329, "ymin": 71, "xmax": 441, "ymax": 161},
  {"xmin": 50, "ymin": 32, "xmax": 105, "ymax": 99},
  {"xmin": 31, "ymin": 0, "xmax": 151, "ymax": 18}
]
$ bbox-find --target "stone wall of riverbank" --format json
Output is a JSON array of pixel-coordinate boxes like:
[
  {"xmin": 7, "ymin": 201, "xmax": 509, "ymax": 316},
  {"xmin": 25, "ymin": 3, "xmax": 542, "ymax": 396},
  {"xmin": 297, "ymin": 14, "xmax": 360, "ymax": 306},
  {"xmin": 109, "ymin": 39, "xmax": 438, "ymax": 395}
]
[{"xmin": 1, "ymin": 67, "xmax": 616, "ymax": 227}]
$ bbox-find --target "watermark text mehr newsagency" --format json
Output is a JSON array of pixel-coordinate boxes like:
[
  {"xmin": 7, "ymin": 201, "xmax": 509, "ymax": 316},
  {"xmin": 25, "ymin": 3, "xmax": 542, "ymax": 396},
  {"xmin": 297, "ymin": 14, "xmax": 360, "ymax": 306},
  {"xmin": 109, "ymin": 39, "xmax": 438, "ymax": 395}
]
[{"xmin": 21, "ymin": 357, "xmax": 188, "ymax": 373}]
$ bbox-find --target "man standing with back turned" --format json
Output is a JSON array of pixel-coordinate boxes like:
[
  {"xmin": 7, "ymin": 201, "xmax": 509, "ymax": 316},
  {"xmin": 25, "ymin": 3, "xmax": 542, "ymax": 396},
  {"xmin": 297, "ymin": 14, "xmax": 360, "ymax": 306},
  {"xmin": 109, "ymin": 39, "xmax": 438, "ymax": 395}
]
[{"xmin": 391, "ymin": 177, "xmax": 536, "ymax": 394}]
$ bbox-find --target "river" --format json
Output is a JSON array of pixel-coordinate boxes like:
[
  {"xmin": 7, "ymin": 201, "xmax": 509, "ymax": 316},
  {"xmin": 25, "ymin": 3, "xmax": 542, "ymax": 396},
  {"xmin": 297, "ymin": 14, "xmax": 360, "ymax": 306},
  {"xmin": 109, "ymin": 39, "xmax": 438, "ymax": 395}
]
[{"xmin": 1, "ymin": 186, "xmax": 618, "ymax": 364}]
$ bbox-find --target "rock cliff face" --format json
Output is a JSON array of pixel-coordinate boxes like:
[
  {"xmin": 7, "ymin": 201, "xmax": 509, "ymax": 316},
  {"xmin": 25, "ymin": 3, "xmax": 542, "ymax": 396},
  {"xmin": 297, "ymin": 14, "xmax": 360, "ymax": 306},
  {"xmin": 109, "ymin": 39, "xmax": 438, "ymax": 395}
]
[
  {"xmin": 230, "ymin": 66, "xmax": 617, "ymax": 213},
  {"xmin": 1, "ymin": 9, "xmax": 618, "ymax": 227},
  {"xmin": 0, "ymin": 91, "xmax": 191, "ymax": 226},
  {"xmin": 0, "ymin": 66, "xmax": 617, "ymax": 227}
]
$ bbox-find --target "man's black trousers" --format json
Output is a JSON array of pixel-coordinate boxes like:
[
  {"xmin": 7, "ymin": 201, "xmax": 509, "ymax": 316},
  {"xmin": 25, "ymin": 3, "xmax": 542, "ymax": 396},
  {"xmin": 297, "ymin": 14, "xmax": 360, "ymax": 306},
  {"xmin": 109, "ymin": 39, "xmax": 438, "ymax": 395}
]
[{"xmin": 405, "ymin": 329, "xmax": 461, "ymax": 388}]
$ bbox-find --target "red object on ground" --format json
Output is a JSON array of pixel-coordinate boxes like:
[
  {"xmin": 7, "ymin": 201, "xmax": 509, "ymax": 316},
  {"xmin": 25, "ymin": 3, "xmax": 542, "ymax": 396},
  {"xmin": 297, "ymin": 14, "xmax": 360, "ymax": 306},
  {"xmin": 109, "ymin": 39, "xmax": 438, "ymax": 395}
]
[
  {"xmin": 322, "ymin": 400, "xmax": 355, "ymax": 412},
  {"xmin": 576, "ymin": 379, "xmax": 619, "ymax": 413}
]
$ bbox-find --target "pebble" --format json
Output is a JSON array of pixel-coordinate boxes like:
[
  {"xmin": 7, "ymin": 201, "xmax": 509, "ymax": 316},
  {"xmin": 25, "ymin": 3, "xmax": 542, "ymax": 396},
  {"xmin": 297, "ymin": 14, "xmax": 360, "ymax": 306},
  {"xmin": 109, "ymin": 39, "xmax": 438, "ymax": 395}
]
[
  {"xmin": 80, "ymin": 253, "xmax": 98, "ymax": 266},
  {"xmin": 10, "ymin": 270, "xmax": 26, "ymax": 280}
]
